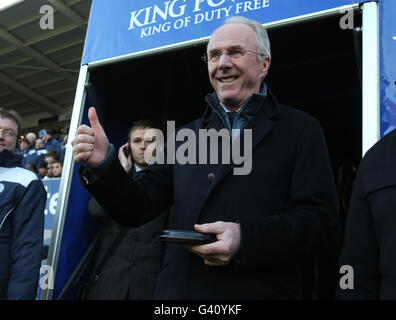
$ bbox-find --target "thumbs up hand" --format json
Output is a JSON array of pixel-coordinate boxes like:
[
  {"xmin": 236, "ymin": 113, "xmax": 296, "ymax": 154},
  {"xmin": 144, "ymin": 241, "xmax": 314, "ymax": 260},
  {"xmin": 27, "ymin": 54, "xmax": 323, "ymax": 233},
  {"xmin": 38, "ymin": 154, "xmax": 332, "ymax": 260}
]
[{"xmin": 71, "ymin": 107, "xmax": 109, "ymax": 167}]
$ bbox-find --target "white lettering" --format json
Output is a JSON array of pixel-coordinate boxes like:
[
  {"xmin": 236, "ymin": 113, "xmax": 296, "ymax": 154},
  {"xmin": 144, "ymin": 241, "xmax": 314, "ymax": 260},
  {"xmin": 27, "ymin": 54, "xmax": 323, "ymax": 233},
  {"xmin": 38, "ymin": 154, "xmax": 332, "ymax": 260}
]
[
  {"xmin": 198, "ymin": 304, "xmax": 242, "ymax": 315},
  {"xmin": 193, "ymin": 0, "xmax": 205, "ymax": 12},
  {"xmin": 235, "ymin": 0, "xmax": 270, "ymax": 14},
  {"xmin": 39, "ymin": 265, "xmax": 54, "ymax": 290},
  {"xmin": 146, "ymin": 122, "xmax": 253, "ymax": 175},
  {"xmin": 198, "ymin": 128, "xmax": 230, "ymax": 165},
  {"xmin": 154, "ymin": 304, "xmax": 189, "ymax": 317},
  {"xmin": 176, "ymin": 128, "xmax": 197, "ymax": 164},
  {"xmin": 169, "ymin": 0, "xmax": 187, "ymax": 18},
  {"xmin": 129, "ymin": 0, "xmax": 187, "ymax": 29},
  {"xmin": 339, "ymin": 265, "xmax": 354, "ymax": 289},
  {"xmin": 194, "ymin": 6, "xmax": 232, "ymax": 24},
  {"xmin": 150, "ymin": 2, "xmax": 169, "ymax": 24},
  {"xmin": 194, "ymin": 13, "xmax": 204, "ymax": 24},
  {"xmin": 339, "ymin": 8, "xmax": 354, "ymax": 30},
  {"xmin": 49, "ymin": 193, "xmax": 59, "ymax": 215},
  {"xmin": 140, "ymin": 22, "xmax": 172, "ymax": 38},
  {"xmin": 129, "ymin": 8, "xmax": 146, "ymax": 30},
  {"xmin": 39, "ymin": 5, "xmax": 54, "ymax": 30},
  {"xmin": 207, "ymin": 0, "xmax": 227, "ymax": 7},
  {"xmin": 166, "ymin": 121, "xmax": 176, "ymax": 164},
  {"xmin": 232, "ymin": 129, "xmax": 252, "ymax": 175}
]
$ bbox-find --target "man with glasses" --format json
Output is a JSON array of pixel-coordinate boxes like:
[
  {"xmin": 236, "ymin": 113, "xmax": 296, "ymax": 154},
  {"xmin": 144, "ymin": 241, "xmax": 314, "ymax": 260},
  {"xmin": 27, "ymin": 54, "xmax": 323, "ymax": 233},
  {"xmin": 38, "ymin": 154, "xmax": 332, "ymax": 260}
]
[
  {"xmin": 72, "ymin": 16, "xmax": 338, "ymax": 299},
  {"xmin": 0, "ymin": 108, "xmax": 46, "ymax": 299}
]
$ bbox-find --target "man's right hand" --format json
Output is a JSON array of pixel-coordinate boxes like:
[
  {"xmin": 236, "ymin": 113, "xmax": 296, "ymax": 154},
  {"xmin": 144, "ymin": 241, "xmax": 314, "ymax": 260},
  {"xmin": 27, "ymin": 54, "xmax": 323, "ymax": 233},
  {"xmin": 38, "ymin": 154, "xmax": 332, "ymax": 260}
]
[
  {"xmin": 118, "ymin": 142, "xmax": 132, "ymax": 173},
  {"xmin": 71, "ymin": 107, "xmax": 109, "ymax": 167}
]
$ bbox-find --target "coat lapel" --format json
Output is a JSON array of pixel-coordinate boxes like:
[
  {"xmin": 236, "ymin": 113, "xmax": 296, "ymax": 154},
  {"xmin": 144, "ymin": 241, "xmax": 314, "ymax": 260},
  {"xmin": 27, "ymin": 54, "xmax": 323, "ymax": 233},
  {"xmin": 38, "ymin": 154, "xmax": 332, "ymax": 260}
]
[{"xmin": 194, "ymin": 90, "xmax": 281, "ymax": 222}]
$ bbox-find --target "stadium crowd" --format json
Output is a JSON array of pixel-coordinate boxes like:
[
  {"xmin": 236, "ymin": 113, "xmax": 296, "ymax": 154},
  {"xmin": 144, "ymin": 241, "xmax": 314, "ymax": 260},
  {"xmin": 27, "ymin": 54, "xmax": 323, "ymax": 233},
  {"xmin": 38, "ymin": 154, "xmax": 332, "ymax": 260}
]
[{"xmin": 15, "ymin": 128, "xmax": 67, "ymax": 179}]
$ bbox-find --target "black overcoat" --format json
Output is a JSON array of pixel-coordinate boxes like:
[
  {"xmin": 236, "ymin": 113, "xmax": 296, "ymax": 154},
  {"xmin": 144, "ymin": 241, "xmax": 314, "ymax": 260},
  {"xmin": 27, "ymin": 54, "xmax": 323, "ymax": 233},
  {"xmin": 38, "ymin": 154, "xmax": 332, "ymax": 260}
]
[
  {"xmin": 80, "ymin": 90, "xmax": 338, "ymax": 299},
  {"xmin": 337, "ymin": 129, "xmax": 396, "ymax": 299}
]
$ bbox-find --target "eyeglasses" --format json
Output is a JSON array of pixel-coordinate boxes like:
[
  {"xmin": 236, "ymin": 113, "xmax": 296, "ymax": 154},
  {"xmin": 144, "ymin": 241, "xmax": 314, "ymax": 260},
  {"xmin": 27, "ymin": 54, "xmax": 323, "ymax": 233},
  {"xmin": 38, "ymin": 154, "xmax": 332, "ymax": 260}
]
[
  {"xmin": 202, "ymin": 48, "xmax": 265, "ymax": 64},
  {"xmin": 0, "ymin": 127, "xmax": 17, "ymax": 138}
]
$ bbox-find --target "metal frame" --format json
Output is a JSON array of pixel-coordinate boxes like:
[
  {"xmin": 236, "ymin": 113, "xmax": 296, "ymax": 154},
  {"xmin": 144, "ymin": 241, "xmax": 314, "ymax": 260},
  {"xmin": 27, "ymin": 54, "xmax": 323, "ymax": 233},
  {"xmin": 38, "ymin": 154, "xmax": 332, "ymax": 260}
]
[
  {"xmin": 362, "ymin": 1, "xmax": 380, "ymax": 155},
  {"xmin": 42, "ymin": 64, "xmax": 89, "ymax": 300},
  {"xmin": 45, "ymin": 2, "xmax": 378, "ymax": 300}
]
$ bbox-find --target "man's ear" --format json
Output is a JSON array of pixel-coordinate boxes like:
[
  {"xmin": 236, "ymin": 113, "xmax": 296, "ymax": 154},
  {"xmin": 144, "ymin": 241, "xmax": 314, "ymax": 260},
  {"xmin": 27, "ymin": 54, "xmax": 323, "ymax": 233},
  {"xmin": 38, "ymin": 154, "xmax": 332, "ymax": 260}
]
[{"xmin": 260, "ymin": 56, "xmax": 271, "ymax": 79}]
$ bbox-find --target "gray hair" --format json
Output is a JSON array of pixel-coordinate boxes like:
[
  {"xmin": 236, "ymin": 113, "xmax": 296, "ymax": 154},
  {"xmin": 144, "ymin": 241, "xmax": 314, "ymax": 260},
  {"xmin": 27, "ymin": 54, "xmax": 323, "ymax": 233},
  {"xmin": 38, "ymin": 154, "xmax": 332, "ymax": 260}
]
[
  {"xmin": 26, "ymin": 132, "xmax": 37, "ymax": 141},
  {"xmin": 223, "ymin": 16, "xmax": 271, "ymax": 60}
]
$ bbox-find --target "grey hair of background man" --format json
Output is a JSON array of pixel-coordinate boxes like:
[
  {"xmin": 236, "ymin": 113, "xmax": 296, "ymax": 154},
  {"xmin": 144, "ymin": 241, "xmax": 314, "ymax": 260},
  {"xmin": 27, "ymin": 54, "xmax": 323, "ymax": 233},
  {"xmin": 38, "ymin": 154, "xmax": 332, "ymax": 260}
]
[
  {"xmin": 26, "ymin": 132, "xmax": 37, "ymax": 142},
  {"xmin": 208, "ymin": 16, "xmax": 271, "ymax": 61}
]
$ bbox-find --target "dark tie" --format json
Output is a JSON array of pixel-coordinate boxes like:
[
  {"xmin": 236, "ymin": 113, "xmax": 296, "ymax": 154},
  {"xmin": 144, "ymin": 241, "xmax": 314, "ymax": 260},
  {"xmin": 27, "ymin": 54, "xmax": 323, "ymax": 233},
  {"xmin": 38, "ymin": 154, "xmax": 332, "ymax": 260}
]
[{"xmin": 227, "ymin": 112, "xmax": 238, "ymax": 128}]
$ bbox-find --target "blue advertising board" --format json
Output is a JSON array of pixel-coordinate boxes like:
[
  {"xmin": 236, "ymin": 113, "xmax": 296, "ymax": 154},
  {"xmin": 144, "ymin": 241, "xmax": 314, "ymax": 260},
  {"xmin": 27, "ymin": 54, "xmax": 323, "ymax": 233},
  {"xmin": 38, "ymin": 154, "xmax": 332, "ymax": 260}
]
[
  {"xmin": 82, "ymin": 0, "xmax": 358, "ymax": 65},
  {"xmin": 379, "ymin": 0, "xmax": 396, "ymax": 137},
  {"xmin": 51, "ymin": 96, "xmax": 101, "ymax": 300},
  {"xmin": 42, "ymin": 178, "xmax": 60, "ymax": 230}
]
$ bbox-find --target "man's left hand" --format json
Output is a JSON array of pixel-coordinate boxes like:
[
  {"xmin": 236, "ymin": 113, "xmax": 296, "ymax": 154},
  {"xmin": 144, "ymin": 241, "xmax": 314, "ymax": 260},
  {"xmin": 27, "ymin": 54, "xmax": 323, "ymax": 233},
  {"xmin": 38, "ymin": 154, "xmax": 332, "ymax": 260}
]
[{"xmin": 187, "ymin": 221, "xmax": 241, "ymax": 266}]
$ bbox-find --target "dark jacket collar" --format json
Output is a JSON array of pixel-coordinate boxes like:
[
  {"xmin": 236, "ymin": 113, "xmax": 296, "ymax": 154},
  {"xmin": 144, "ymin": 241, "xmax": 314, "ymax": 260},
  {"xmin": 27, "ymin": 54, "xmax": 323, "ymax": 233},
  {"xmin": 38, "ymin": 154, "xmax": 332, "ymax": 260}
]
[
  {"xmin": 201, "ymin": 86, "xmax": 281, "ymax": 129},
  {"xmin": 0, "ymin": 149, "xmax": 22, "ymax": 168}
]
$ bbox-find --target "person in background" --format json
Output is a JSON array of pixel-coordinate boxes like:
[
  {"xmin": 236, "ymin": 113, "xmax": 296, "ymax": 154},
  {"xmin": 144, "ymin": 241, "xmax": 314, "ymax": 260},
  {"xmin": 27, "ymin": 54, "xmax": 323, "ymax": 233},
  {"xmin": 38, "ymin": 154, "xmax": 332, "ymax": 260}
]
[
  {"xmin": 52, "ymin": 160, "xmax": 63, "ymax": 178},
  {"xmin": 43, "ymin": 162, "xmax": 54, "ymax": 180},
  {"xmin": 60, "ymin": 133, "xmax": 68, "ymax": 161},
  {"xmin": 44, "ymin": 149, "xmax": 60, "ymax": 165},
  {"xmin": 23, "ymin": 133, "xmax": 39, "ymax": 171},
  {"xmin": 85, "ymin": 119, "xmax": 168, "ymax": 300},
  {"xmin": 32, "ymin": 138, "xmax": 48, "ymax": 169},
  {"xmin": 0, "ymin": 108, "xmax": 46, "ymax": 300},
  {"xmin": 38, "ymin": 129, "xmax": 46, "ymax": 140},
  {"xmin": 19, "ymin": 138, "xmax": 31, "ymax": 167},
  {"xmin": 44, "ymin": 129, "xmax": 61, "ymax": 154},
  {"xmin": 25, "ymin": 132, "xmax": 36, "ymax": 148},
  {"xmin": 38, "ymin": 162, "xmax": 48, "ymax": 179}
]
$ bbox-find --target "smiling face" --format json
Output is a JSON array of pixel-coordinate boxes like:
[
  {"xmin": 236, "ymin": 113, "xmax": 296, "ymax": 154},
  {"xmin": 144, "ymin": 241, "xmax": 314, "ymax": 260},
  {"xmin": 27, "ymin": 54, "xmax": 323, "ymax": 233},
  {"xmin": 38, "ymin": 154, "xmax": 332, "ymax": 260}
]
[
  {"xmin": 0, "ymin": 117, "xmax": 18, "ymax": 153},
  {"xmin": 207, "ymin": 23, "xmax": 270, "ymax": 110}
]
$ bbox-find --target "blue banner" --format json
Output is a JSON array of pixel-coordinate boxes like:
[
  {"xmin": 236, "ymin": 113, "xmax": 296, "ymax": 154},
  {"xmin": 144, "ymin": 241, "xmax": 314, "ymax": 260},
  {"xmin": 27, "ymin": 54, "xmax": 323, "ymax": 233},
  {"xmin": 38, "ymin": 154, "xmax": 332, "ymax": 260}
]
[
  {"xmin": 82, "ymin": 0, "xmax": 358, "ymax": 65},
  {"xmin": 380, "ymin": 0, "xmax": 396, "ymax": 137},
  {"xmin": 51, "ymin": 98, "xmax": 101, "ymax": 300},
  {"xmin": 42, "ymin": 178, "xmax": 60, "ymax": 230}
]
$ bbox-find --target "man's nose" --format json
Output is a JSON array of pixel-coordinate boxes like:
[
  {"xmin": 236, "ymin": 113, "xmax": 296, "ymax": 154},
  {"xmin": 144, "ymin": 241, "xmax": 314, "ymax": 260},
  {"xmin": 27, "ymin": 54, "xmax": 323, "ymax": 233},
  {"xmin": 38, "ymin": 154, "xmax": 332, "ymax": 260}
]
[{"xmin": 218, "ymin": 52, "xmax": 232, "ymax": 69}]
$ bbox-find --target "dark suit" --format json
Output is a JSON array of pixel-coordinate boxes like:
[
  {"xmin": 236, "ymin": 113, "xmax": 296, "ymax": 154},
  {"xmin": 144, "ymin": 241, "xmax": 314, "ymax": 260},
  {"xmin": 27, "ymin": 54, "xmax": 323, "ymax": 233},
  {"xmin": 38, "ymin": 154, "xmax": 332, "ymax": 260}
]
[
  {"xmin": 80, "ymin": 89, "xmax": 338, "ymax": 299},
  {"xmin": 87, "ymin": 165, "xmax": 167, "ymax": 300},
  {"xmin": 337, "ymin": 129, "xmax": 396, "ymax": 299}
]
